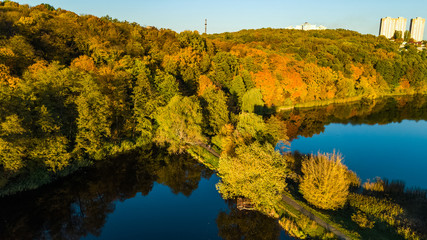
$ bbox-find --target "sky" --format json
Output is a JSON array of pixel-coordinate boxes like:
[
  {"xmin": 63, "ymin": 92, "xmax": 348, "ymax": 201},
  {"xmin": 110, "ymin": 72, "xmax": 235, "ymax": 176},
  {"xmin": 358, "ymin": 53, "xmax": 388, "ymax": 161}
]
[{"xmin": 15, "ymin": 0, "xmax": 427, "ymax": 37}]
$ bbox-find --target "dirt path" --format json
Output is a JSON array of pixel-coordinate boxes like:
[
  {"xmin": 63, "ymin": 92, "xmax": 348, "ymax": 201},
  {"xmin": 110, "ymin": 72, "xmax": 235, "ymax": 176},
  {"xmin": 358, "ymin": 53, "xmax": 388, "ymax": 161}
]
[
  {"xmin": 199, "ymin": 144, "xmax": 220, "ymax": 158},
  {"xmin": 282, "ymin": 195, "xmax": 352, "ymax": 240},
  {"xmin": 198, "ymin": 144, "xmax": 351, "ymax": 239}
]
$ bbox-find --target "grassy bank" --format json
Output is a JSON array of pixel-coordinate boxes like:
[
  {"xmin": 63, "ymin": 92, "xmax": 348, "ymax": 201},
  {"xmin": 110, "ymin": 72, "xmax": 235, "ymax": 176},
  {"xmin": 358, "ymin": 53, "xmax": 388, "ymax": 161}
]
[
  {"xmin": 187, "ymin": 146, "xmax": 349, "ymax": 239},
  {"xmin": 189, "ymin": 141, "xmax": 423, "ymax": 239}
]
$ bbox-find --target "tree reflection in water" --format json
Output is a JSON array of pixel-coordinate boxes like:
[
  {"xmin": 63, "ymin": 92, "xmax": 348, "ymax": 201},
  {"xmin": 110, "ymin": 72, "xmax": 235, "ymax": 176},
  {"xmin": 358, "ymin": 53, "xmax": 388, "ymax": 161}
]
[
  {"xmin": 216, "ymin": 201, "xmax": 286, "ymax": 240},
  {"xmin": 1, "ymin": 95, "xmax": 426, "ymax": 239},
  {"xmin": 280, "ymin": 95, "xmax": 427, "ymax": 140},
  {"xmin": 0, "ymin": 147, "xmax": 213, "ymax": 239}
]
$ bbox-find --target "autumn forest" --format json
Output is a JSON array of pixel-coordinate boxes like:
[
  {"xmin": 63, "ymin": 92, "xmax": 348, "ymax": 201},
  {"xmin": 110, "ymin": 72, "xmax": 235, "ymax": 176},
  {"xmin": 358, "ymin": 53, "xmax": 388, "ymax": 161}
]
[{"xmin": 1, "ymin": 2, "xmax": 427, "ymax": 239}]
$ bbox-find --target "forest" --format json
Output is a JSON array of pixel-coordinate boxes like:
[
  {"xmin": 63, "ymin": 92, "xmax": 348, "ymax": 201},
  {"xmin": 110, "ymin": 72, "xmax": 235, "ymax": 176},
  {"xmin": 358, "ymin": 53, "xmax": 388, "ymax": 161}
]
[{"xmin": 0, "ymin": 2, "xmax": 427, "ymax": 239}]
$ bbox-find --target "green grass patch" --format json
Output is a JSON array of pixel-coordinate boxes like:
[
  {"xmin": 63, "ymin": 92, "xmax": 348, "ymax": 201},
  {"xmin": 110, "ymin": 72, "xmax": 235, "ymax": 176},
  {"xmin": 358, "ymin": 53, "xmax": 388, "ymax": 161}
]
[
  {"xmin": 282, "ymin": 192, "xmax": 361, "ymax": 239},
  {"xmin": 187, "ymin": 145, "xmax": 219, "ymax": 170}
]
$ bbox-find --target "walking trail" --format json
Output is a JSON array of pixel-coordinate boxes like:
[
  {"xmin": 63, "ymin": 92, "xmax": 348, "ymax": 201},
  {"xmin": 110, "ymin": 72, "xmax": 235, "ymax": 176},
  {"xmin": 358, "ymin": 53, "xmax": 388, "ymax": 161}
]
[
  {"xmin": 199, "ymin": 144, "xmax": 352, "ymax": 240},
  {"xmin": 282, "ymin": 194, "xmax": 352, "ymax": 240}
]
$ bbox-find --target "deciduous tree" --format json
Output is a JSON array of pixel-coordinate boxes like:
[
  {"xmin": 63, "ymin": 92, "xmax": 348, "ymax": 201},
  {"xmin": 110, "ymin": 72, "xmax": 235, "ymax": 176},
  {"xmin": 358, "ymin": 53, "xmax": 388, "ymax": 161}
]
[
  {"xmin": 201, "ymin": 87, "xmax": 229, "ymax": 135},
  {"xmin": 299, "ymin": 152, "xmax": 351, "ymax": 210},
  {"xmin": 216, "ymin": 141, "xmax": 289, "ymax": 209},
  {"xmin": 154, "ymin": 95, "xmax": 206, "ymax": 153},
  {"xmin": 241, "ymin": 88, "xmax": 264, "ymax": 113}
]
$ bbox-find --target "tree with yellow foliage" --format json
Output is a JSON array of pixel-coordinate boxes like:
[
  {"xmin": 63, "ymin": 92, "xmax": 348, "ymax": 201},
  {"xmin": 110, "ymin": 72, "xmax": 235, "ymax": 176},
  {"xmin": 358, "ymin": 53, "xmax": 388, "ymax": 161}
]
[
  {"xmin": 216, "ymin": 141, "xmax": 289, "ymax": 210},
  {"xmin": 299, "ymin": 152, "xmax": 351, "ymax": 210}
]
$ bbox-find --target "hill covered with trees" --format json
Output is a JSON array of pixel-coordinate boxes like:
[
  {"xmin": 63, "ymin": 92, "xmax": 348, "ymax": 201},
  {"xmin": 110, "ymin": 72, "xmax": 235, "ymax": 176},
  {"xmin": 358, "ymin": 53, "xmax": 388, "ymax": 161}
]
[
  {"xmin": 1, "ymin": 2, "xmax": 427, "ymax": 239},
  {"xmin": 0, "ymin": 1, "xmax": 426, "ymax": 195}
]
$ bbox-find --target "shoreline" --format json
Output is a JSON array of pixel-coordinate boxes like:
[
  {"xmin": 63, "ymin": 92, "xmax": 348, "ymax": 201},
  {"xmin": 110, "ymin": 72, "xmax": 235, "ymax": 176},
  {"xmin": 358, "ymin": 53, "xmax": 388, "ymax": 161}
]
[{"xmin": 277, "ymin": 92, "xmax": 424, "ymax": 112}]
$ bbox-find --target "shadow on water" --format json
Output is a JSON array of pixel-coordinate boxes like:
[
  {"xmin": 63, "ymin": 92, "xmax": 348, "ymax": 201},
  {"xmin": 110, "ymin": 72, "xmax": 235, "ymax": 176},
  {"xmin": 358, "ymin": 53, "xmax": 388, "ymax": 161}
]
[
  {"xmin": 217, "ymin": 200, "xmax": 293, "ymax": 240},
  {"xmin": 0, "ymin": 147, "xmax": 287, "ymax": 240},
  {"xmin": 0, "ymin": 147, "xmax": 213, "ymax": 239}
]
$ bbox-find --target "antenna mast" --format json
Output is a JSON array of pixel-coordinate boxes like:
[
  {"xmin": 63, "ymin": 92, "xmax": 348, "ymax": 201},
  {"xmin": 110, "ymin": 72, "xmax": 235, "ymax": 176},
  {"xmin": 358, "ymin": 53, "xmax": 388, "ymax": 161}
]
[{"xmin": 205, "ymin": 19, "xmax": 207, "ymax": 34}]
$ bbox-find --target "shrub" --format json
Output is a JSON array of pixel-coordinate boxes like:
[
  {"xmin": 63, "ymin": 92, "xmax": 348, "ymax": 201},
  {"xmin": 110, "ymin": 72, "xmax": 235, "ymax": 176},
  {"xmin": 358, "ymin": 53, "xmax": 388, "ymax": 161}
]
[{"xmin": 351, "ymin": 211, "xmax": 375, "ymax": 229}]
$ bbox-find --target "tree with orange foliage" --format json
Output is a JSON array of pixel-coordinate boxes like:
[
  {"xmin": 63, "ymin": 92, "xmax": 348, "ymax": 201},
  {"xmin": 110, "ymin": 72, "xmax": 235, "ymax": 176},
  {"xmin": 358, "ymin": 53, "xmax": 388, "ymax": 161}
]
[
  {"xmin": 70, "ymin": 55, "xmax": 97, "ymax": 72},
  {"xmin": 0, "ymin": 64, "xmax": 19, "ymax": 88},
  {"xmin": 197, "ymin": 75, "xmax": 216, "ymax": 96}
]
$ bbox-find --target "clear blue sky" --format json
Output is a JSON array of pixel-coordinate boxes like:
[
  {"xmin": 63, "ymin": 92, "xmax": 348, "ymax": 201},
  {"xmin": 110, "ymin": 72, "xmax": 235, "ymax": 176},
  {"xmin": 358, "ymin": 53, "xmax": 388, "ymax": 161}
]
[{"xmin": 15, "ymin": 0, "xmax": 427, "ymax": 37}]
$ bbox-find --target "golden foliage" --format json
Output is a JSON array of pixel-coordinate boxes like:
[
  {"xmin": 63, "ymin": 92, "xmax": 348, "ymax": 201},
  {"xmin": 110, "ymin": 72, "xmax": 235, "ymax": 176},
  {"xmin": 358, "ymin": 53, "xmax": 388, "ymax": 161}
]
[
  {"xmin": 0, "ymin": 138, "xmax": 25, "ymax": 172},
  {"xmin": 27, "ymin": 60, "xmax": 49, "ymax": 74},
  {"xmin": 70, "ymin": 55, "xmax": 97, "ymax": 72},
  {"xmin": 351, "ymin": 211, "xmax": 375, "ymax": 229},
  {"xmin": 347, "ymin": 170, "xmax": 361, "ymax": 188},
  {"xmin": 397, "ymin": 226, "xmax": 421, "ymax": 240},
  {"xmin": 197, "ymin": 75, "xmax": 216, "ymax": 96},
  {"xmin": 299, "ymin": 151, "xmax": 351, "ymax": 210},
  {"xmin": 279, "ymin": 217, "xmax": 307, "ymax": 239},
  {"xmin": 363, "ymin": 178, "xmax": 385, "ymax": 192},
  {"xmin": 216, "ymin": 141, "xmax": 288, "ymax": 209},
  {"xmin": 0, "ymin": 64, "xmax": 19, "ymax": 88},
  {"xmin": 348, "ymin": 193, "xmax": 403, "ymax": 226}
]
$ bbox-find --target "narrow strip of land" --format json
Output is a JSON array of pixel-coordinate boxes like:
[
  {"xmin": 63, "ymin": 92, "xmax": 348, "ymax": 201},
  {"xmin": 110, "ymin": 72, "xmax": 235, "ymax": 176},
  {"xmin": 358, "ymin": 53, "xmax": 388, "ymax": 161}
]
[
  {"xmin": 281, "ymin": 195, "xmax": 352, "ymax": 240},
  {"xmin": 200, "ymin": 143, "xmax": 351, "ymax": 239},
  {"xmin": 200, "ymin": 144, "xmax": 220, "ymax": 158}
]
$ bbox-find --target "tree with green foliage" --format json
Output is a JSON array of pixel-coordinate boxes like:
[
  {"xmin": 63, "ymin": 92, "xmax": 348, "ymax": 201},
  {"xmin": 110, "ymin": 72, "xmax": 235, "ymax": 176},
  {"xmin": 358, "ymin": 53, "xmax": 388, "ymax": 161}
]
[
  {"xmin": 201, "ymin": 87, "xmax": 229, "ymax": 135},
  {"xmin": 0, "ymin": 114, "xmax": 27, "ymax": 172},
  {"xmin": 212, "ymin": 51, "xmax": 238, "ymax": 89},
  {"xmin": 216, "ymin": 141, "xmax": 288, "ymax": 209},
  {"xmin": 265, "ymin": 115, "xmax": 289, "ymax": 145},
  {"xmin": 32, "ymin": 105, "xmax": 71, "ymax": 172},
  {"xmin": 154, "ymin": 70, "xmax": 180, "ymax": 104},
  {"xmin": 75, "ymin": 75, "xmax": 112, "ymax": 160},
  {"xmin": 393, "ymin": 31, "xmax": 403, "ymax": 40},
  {"xmin": 133, "ymin": 68, "xmax": 158, "ymax": 145},
  {"xmin": 404, "ymin": 30, "xmax": 411, "ymax": 42},
  {"xmin": 236, "ymin": 112, "xmax": 265, "ymax": 141},
  {"xmin": 178, "ymin": 30, "xmax": 207, "ymax": 52},
  {"xmin": 241, "ymin": 88, "xmax": 264, "ymax": 113},
  {"xmin": 299, "ymin": 152, "xmax": 351, "ymax": 210},
  {"xmin": 154, "ymin": 95, "xmax": 206, "ymax": 153},
  {"xmin": 229, "ymin": 75, "xmax": 246, "ymax": 107}
]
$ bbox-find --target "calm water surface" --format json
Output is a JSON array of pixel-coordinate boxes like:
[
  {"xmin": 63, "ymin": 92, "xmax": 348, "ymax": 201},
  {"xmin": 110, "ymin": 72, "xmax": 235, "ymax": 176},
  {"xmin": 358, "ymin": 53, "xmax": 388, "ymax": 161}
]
[
  {"xmin": 282, "ymin": 95, "xmax": 427, "ymax": 189},
  {"xmin": 1, "ymin": 95, "xmax": 426, "ymax": 239},
  {"xmin": 291, "ymin": 120, "xmax": 427, "ymax": 189},
  {"xmin": 0, "ymin": 149, "xmax": 289, "ymax": 240}
]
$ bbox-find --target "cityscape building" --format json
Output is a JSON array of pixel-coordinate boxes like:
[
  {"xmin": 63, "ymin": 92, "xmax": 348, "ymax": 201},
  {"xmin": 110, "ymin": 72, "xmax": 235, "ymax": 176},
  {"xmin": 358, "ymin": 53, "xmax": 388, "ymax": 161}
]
[
  {"xmin": 286, "ymin": 22, "xmax": 326, "ymax": 31},
  {"xmin": 379, "ymin": 17, "xmax": 406, "ymax": 39},
  {"xmin": 410, "ymin": 17, "xmax": 425, "ymax": 42}
]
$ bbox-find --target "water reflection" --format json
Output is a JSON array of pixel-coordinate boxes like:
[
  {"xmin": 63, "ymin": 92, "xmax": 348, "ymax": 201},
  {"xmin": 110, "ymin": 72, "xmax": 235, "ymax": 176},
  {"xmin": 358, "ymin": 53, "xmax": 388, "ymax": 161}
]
[
  {"xmin": 278, "ymin": 95, "xmax": 427, "ymax": 238},
  {"xmin": 0, "ymin": 147, "xmax": 285, "ymax": 240},
  {"xmin": 216, "ymin": 204, "xmax": 284, "ymax": 240},
  {"xmin": 0, "ymin": 147, "xmax": 213, "ymax": 239},
  {"xmin": 280, "ymin": 95, "xmax": 427, "ymax": 140}
]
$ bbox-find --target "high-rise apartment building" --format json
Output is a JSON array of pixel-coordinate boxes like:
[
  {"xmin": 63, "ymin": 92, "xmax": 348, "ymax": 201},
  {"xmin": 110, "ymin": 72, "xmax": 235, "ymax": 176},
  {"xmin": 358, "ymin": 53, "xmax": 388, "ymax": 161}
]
[
  {"xmin": 410, "ymin": 17, "xmax": 425, "ymax": 42},
  {"xmin": 286, "ymin": 22, "xmax": 326, "ymax": 31},
  {"xmin": 379, "ymin": 17, "xmax": 407, "ymax": 39}
]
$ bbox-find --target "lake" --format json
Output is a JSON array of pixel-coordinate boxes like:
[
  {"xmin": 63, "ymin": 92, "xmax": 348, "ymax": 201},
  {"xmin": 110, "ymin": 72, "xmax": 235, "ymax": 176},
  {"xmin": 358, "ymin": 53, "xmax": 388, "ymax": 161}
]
[
  {"xmin": 0, "ymin": 95, "xmax": 426, "ymax": 239},
  {"xmin": 0, "ymin": 148, "xmax": 289, "ymax": 240},
  {"xmin": 280, "ymin": 95, "xmax": 427, "ymax": 190}
]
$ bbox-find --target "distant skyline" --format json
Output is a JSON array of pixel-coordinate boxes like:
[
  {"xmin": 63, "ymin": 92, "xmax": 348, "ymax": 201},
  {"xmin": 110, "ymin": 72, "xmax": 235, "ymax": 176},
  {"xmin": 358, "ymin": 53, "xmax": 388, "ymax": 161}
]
[{"xmin": 15, "ymin": 0, "xmax": 427, "ymax": 39}]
